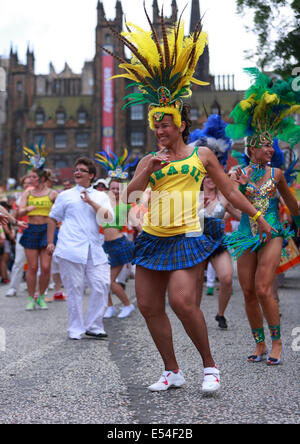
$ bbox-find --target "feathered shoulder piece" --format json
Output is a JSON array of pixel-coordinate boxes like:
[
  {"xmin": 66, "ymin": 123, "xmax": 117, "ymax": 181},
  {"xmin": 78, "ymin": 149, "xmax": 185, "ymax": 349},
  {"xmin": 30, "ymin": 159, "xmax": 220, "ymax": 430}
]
[
  {"xmin": 95, "ymin": 148, "xmax": 139, "ymax": 180},
  {"xmin": 188, "ymin": 114, "xmax": 232, "ymax": 167},
  {"xmin": 103, "ymin": 2, "xmax": 209, "ymax": 130},
  {"xmin": 226, "ymin": 67, "xmax": 300, "ymax": 149},
  {"xmin": 20, "ymin": 138, "xmax": 47, "ymax": 170}
]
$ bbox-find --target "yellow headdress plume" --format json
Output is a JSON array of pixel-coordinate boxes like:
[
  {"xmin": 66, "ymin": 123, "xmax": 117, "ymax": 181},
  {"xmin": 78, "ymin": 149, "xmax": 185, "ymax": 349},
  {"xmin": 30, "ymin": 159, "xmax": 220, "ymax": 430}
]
[
  {"xmin": 103, "ymin": 2, "xmax": 209, "ymax": 130},
  {"xmin": 20, "ymin": 138, "xmax": 48, "ymax": 170}
]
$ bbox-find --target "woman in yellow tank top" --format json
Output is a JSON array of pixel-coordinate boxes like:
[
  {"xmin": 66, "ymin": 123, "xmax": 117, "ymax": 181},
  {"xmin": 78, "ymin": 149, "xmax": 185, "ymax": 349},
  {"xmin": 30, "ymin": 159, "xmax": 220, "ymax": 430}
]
[
  {"xmin": 19, "ymin": 168, "xmax": 58, "ymax": 311},
  {"xmin": 124, "ymin": 105, "xmax": 274, "ymax": 393}
]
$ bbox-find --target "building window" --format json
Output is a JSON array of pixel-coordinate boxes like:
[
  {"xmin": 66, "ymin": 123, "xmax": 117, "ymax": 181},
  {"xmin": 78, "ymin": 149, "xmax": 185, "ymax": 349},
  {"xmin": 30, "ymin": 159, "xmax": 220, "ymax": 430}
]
[
  {"xmin": 191, "ymin": 108, "xmax": 198, "ymax": 121},
  {"xmin": 56, "ymin": 112, "xmax": 65, "ymax": 125},
  {"xmin": 36, "ymin": 112, "xmax": 44, "ymax": 126},
  {"xmin": 211, "ymin": 101, "xmax": 221, "ymax": 115},
  {"xmin": 76, "ymin": 133, "xmax": 89, "ymax": 148},
  {"xmin": 130, "ymin": 131, "xmax": 144, "ymax": 147},
  {"xmin": 130, "ymin": 105, "xmax": 144, "ymax": 121},
  {"xmin": 17, "ymin": 81, "xmax": 22, "ymax": 94},
  {"xmin": 55, "ymin": 134, "xmax": 67, "ymax": 149},
  {"xmin": 16, "ymin": 137, "xmax": 21, "ymax": 152},
  {"xmin": 78, "ymin": 111, "xmax": 87, "ymax": 125},
  {"xmin": 34, "ymin": 135, "xmax": 45, "ymax": 146},
  {"xmin": 54, "ymin": 159, "xmax": 68, "ymax": 169}
]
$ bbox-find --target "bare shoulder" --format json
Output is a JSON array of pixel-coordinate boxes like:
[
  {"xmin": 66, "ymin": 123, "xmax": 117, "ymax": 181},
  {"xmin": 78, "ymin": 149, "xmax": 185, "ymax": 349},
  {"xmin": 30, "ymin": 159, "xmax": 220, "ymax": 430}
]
[
  {"xmin": 272, "ymin": 167, "xmax": 283, "ymax": 181},
  {"xmin": 196, "ymin": 146, "xmax": 211, "ymax": 167}
]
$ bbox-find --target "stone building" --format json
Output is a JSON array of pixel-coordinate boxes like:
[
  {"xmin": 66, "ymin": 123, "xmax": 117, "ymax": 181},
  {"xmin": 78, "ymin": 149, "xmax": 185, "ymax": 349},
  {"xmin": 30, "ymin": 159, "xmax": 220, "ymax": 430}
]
[{"xmin": 2, "ymin": 0, "xmax": 245, "ymax": 182}]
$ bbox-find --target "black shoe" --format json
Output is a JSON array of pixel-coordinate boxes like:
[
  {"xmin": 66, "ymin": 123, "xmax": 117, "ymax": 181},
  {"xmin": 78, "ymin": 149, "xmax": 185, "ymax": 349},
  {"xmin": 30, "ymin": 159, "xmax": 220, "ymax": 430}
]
[
  {"xmin": 215, "ymin": 315, "xmax": 228, "ymax": 329},
  {"xmin": 85, "ymin": 331, "xmax": 108, "ymax": 338}
]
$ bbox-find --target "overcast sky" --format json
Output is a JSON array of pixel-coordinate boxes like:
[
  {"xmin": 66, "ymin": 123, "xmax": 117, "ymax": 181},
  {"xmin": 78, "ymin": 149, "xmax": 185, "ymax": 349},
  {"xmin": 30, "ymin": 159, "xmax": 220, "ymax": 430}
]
[{"xmin": 0, "ymin": 0, "xmax": 260, "ymax": 90}]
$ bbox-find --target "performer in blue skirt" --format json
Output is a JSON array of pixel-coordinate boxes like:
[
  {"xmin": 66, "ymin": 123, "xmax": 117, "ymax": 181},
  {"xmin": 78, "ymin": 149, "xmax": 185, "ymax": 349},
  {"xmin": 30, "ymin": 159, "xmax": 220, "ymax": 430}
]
[{"xmin": 105, "ymin": 6, "xmax": 274, "ymax": 393}]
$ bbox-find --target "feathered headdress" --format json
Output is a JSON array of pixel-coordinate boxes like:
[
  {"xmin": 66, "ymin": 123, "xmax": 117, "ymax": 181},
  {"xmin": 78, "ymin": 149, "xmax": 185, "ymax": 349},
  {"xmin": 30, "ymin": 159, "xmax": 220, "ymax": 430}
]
[
  {"xmin": 231, "ymin": 138, "xmax": 300, "ymax": 186},
  {"xmin": 226, "ymin": 68, "xmax": 300, "ymax": 150},
  {"xmin": 188, "ymin": 114, "xmax": 232, "ymax": 167},
  {"xmin": 20, "ymin": 138, "xmax": 47, "ymax": 171},
  {"xmin": 102, "ymin": 2, "xmax": 209, "ymax": 130},
  {"xmin": 94, "ymin": 148, "xmax": 139, "ymax": 180}
]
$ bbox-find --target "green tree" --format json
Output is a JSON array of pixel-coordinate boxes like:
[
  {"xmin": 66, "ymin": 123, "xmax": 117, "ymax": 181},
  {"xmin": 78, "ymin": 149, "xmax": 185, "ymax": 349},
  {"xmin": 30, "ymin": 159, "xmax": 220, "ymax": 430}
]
[{"xmin": 236, "ymin": 0, "xmax": 300, "ymax": 77}]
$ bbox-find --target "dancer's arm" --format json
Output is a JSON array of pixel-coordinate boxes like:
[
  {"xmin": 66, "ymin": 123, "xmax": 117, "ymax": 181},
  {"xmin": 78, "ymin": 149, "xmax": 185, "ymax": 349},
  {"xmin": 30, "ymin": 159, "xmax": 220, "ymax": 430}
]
[
  {"xmin": 47, "ymin": 217, "xmax": 57, "ymax": 255},
  {"xmin": 199, "ymin": 147, "xmax": 275, "ymax": 242},
  {"xmin": 276, "ymin": 169, "xmax": 300, "ymax": 235},
  {"xmin": 122, "ymin": 152, "xmax": 170, "ymax": 203}
]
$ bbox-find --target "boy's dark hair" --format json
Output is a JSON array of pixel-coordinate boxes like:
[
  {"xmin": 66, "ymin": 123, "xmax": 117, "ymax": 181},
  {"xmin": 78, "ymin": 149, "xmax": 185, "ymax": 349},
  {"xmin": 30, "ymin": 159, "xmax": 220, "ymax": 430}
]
[
  {"xmin": 181, "ymin": 103, "xmax": 192, "ymax": 144},
  {"xmin": 74, "ymin": 157, "xmax": 97, "ymax": 181}
]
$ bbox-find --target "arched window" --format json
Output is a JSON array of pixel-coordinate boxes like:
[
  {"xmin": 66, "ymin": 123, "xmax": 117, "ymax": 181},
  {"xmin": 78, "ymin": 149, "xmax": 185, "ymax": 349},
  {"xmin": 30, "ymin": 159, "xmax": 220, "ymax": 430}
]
[{"xmin": 35, "ymin": 109, "xmax": 45, "ymax": 126}]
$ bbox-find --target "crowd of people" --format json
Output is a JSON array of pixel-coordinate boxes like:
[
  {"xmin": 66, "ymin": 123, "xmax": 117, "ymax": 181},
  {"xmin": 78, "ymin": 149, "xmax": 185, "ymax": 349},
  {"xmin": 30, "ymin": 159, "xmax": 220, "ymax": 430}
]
[{"xmin": 1, "ymin": 6, "xmax": 300, "ymax": 396}]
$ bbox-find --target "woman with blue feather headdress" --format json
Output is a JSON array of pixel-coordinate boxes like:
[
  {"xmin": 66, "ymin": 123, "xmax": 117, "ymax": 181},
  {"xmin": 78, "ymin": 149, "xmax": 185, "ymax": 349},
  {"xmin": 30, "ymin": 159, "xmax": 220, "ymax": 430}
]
[
  {"xmin": 223, "ymin": 68, "xmax": 300, "ymax": 366},
  {"xmin": 189, "ymin": 114, "xmax": 240, "ymax": 330}
]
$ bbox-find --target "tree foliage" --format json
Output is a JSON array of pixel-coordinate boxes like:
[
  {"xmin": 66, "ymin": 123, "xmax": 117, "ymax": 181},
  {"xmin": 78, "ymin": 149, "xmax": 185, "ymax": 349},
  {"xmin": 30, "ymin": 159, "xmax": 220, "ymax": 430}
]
[{"xmin": 236, "ymin": 0, "xmax": 300, "ymax": 77}]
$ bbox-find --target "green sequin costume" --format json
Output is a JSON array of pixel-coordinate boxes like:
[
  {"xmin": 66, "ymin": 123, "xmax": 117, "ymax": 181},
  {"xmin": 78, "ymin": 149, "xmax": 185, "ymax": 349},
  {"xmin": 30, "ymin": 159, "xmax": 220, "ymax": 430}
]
[{"xmin": 224, "ymin": 168, "xmax": 293, "ymax": 258}]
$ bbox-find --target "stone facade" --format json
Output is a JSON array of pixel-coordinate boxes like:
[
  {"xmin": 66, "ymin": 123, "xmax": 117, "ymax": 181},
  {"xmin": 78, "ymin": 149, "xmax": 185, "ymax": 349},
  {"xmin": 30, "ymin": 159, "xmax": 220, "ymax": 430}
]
[{"xmin": 1, "ymin": 0, "xmax": 246, "ymax": 182}]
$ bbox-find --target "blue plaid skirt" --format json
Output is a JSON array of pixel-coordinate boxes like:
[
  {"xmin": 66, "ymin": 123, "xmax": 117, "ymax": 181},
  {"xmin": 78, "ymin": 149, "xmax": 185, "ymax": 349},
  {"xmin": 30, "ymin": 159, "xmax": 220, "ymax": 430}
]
[
  {"xmin": 20, "ymin": 224, "xmax": 58, "ymax": 250},
  {"xmin": 203, "ymin": 217, "xmax": 227, "ymax": 258},
  {"xmin": 103, "ymin": 235, "xmax": 135, "ymax": 268},
  {"xmin": 132, "ymin": 229, "xmax": 222, "ymax": 271}
]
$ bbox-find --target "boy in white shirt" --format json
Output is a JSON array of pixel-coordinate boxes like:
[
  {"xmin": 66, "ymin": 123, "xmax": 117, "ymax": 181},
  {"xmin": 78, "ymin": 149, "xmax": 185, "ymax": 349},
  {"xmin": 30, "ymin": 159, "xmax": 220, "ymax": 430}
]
[{"xmin": 47, "ymin": 157, "xmax": 114, "ymax": 340}]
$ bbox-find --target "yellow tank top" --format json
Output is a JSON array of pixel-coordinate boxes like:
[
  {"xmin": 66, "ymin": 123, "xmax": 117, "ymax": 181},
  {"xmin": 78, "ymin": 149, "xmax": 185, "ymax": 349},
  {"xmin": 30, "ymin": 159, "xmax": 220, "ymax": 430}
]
[
  {"xmin": 143, "ymin": 147, "xmax": 207, "ymax": 237},
  {"xmin": 27, "ymin": 192, "xmax": 53, "ymax": 217}
]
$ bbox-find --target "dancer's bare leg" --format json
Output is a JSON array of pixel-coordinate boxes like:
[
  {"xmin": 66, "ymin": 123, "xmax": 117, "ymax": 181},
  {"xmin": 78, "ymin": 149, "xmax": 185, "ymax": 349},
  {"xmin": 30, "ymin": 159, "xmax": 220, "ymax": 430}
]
[
  {"xmin": 237, "ymin": 249, "xmax": 267, "ymax": 357},
  {"xmin": 211, "ymin": 251, "xmax": 232, "ymax": 316},
  {"xmin": 168, "ymin": 266, "xmax": 215, "ymax": 368},
  {"xmin": 256, "ymin": 237, "xmax": 283, "ymax": 360},
  {"xmin": 135, "ymin": 266, "xmax": 178, "ymax": 371},
  {"xmin": 110, "ymin": 265, "xmax": 131, "ymax": 306}
]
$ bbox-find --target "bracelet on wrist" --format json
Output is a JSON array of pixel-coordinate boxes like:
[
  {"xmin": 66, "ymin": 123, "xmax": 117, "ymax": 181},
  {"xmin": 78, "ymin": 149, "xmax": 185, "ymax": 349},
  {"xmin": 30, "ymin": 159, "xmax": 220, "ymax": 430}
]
[
  {"xmin": 292, "ymin": 215, "xmax": 300, "ymax": 227},
  {"xmin": 252, "ymin": 210, "xmax": 262, "ymax": 222}
]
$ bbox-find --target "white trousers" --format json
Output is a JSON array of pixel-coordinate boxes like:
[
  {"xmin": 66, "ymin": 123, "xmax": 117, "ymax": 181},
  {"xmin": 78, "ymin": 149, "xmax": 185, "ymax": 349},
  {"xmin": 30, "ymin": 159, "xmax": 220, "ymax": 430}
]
[
  {"xmin": 9, "ymin": 232, "xmax": 26, "ymax": 292},
  {"xmin": 57, "ymin": 253, "xmax": 110, "ymax": 339},
  {"xmin": 207, "ymin": 262, "xmax": 216, "ymax": 288}
]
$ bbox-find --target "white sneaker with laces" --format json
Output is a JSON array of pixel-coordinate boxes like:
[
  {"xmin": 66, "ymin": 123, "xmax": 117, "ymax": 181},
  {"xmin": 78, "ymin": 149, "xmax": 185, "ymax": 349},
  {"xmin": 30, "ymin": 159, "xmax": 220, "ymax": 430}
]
[
  {"xmin": 148, "ymin": 370, "xmax": 185, "ymax": 391},
  {"xmin": 103, "ymin": 306, "xmax": 117, "ymax": 318},
  {"xmin": 117, "ymin": 304, "xmax": 135, "ymax": 318},
  {"xmin": 6, "ymin": 288, "xmax": 17, "ymax": 297},
  {"xmin": 202, "ymin": 367, "xmax": 220, "ymax": 393}
]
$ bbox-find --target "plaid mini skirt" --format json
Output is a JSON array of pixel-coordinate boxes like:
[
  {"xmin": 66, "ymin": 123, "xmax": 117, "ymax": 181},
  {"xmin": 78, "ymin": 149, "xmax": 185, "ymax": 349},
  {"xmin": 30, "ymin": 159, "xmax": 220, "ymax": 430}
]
[
  {"xmin": 20, "ymin": 224, "xmax": 58, "ymax": 250},
  {"xmin": 203, "ymin": 217, "xmax": 227, "ymax": 258},
  {"xmin": 103, "ymin": 235, "xmax": 135, "ymax": 268},
  {"xmin": 132, "ymin": 230, "xmax": 221, "ymax": 271}
]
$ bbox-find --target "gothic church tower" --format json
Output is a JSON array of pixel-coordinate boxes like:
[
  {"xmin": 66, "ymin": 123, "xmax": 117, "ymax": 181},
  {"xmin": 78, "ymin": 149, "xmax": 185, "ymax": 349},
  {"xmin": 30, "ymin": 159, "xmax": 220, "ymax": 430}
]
[{"xmin": 92, "ymin": 0, "xmax": 126, "ymax": 156}]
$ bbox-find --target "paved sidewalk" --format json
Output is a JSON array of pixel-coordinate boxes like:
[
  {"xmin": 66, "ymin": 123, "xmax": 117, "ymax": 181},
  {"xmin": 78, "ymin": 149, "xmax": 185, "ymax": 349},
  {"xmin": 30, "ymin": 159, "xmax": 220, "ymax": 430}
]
[{"xmin": 0, "ymin": 265, "xmax": 299, "ymax": 424}]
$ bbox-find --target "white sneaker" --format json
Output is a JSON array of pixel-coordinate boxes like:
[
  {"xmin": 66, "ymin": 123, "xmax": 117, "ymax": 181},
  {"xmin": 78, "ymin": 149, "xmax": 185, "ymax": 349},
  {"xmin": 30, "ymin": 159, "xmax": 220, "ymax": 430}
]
[
  {"xmin": 6, "ymin": 288, "xmax": 17, "ymax": 297},
  {"xmin": 148, "ymin": 370, "xmax": 186, "ymax": 391},
  {"xmin": 202, "ymin": 367, "xmax": 220, "ymax": 393},
  {"xmin": 117, "ymin": 304, "xmax": 135, "ymax": 318},
  {"xmin": 103, "ymin": 306, "xmax": 117, "ymax": 318}
]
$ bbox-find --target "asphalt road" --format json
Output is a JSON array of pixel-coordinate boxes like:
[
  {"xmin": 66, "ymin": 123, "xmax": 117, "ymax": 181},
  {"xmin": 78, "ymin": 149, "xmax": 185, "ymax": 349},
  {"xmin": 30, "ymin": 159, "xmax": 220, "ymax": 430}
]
[{"xmin": 0, "ymin": 264, "xmax": 299, "ymax": 425}]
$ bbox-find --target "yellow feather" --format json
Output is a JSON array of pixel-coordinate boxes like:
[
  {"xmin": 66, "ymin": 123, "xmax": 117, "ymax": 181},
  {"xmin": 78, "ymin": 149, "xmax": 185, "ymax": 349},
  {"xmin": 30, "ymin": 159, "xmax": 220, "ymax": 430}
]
[
  {"xmin": 118, "ymin": 148, "xmax": 129, "ymax": 165},
  {"xmin": 23, "ymin": 146, "xmax": 36, "ymax": 156},
  {"xmin": 253, "ymin": 92, "xmax": 279, "ymax": 124},
  {"xmin": 275, "ymin": 105, "xmax": 300, "ymax": 124}
]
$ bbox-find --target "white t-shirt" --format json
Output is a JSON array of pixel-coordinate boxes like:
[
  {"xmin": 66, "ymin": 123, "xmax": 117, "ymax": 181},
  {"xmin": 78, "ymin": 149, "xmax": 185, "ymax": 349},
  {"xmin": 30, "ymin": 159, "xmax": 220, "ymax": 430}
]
[{"xmin": 49, "ymin": 185, "xmax": 114, "ymax": 265}]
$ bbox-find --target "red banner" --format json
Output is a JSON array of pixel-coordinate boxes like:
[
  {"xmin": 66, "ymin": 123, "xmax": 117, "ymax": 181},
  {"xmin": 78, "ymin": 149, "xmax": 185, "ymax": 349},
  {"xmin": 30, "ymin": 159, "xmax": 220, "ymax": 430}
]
[{"xmin": 102, "ymin": 45, "xmax": 114, "ymax": 152}]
